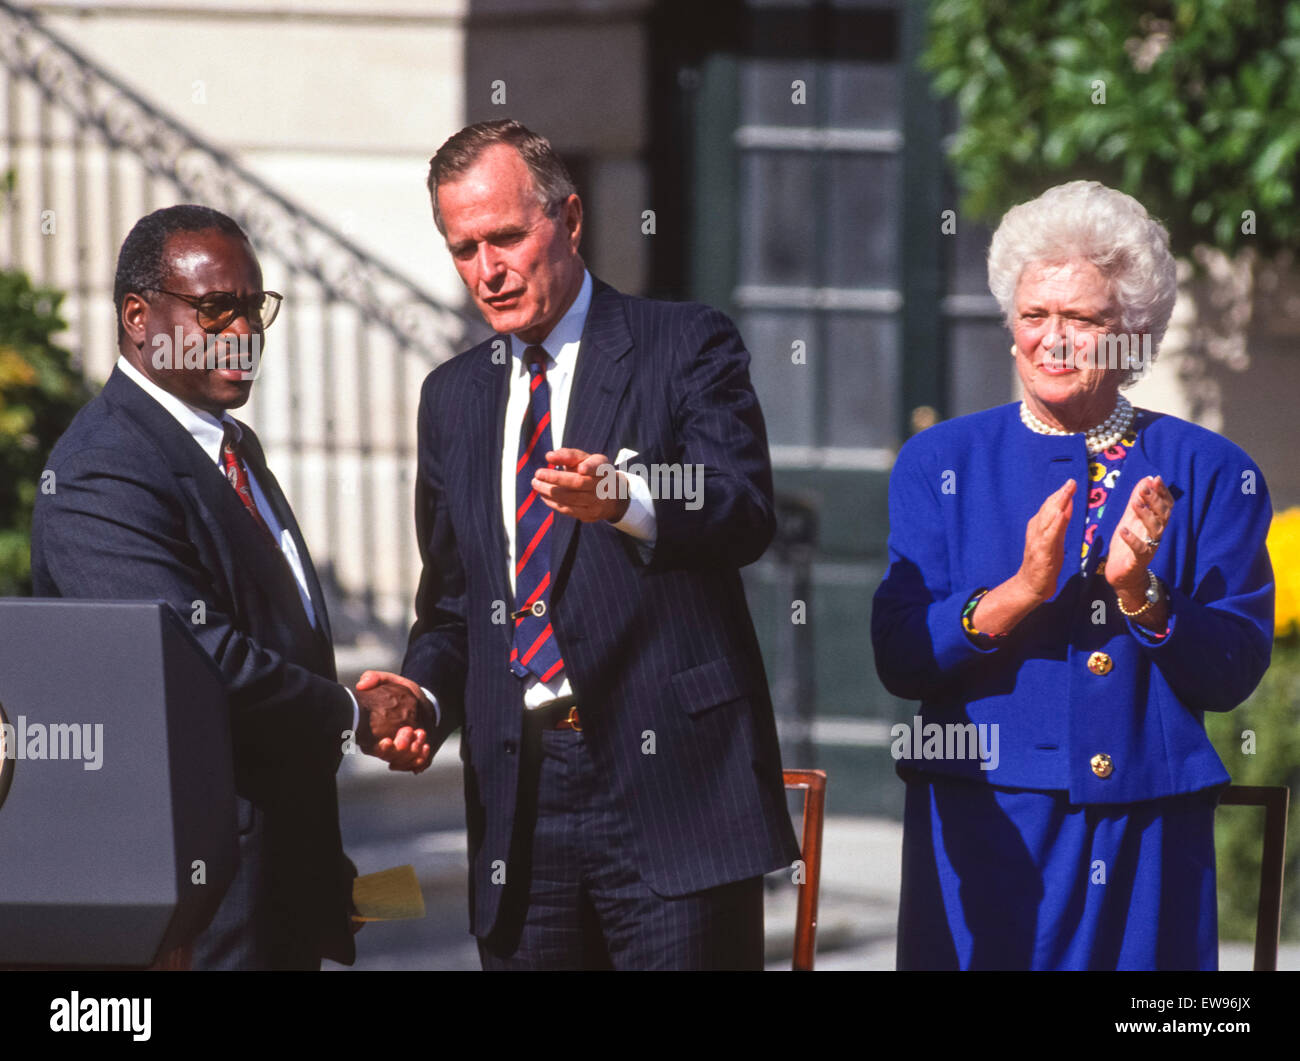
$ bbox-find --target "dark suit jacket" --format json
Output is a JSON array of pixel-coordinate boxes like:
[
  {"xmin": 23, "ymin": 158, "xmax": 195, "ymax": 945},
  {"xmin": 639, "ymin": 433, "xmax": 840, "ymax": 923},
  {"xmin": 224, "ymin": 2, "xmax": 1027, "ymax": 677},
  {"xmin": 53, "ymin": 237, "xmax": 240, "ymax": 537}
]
[
  {"xmin": 30, "ymin": 366, "xmax": 356, "ymax": 969},
  {"xmin": 402, "ymin": 278, "xmax": 800, "ymax": 937}
]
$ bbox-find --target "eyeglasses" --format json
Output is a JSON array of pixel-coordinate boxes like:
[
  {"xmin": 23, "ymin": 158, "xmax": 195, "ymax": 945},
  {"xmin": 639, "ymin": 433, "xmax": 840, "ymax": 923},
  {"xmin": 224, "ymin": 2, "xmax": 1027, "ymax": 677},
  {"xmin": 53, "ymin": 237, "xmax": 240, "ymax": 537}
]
[{"xmin": 144, "ymin": 288, "xmax": 283, "ymax": 331}]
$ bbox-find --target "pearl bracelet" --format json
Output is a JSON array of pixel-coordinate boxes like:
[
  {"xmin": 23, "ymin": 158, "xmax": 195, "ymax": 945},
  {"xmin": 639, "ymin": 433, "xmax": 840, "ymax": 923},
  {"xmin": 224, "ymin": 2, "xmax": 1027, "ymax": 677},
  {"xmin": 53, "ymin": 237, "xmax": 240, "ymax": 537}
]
[{"xmin": 1117, "ymin": 570, "xmax": 1162, "ymax": 618}]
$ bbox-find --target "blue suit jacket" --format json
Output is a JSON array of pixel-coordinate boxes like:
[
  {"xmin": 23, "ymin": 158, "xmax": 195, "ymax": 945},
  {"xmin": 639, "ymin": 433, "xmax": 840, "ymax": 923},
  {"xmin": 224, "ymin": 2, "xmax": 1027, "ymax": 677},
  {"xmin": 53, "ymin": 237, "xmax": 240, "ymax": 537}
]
[
  {"xmin": 871, "ymin": 403, "xmax": 1273, "ymax": 804},
  {"xmin": 401, "ymin": 279, "xmax": 799, "ymax": 936},
  {"xmin": 31, "ymin": 367, "xmax": 356, "ymax": 968}
]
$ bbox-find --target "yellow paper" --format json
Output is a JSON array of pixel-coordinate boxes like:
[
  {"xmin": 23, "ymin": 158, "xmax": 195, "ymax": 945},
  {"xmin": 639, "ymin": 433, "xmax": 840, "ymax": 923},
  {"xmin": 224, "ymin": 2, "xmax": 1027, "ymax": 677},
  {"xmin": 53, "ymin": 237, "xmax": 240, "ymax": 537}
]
[{"xmin": 351, "ymin": 865, "xmax": 426, "ymax": 922}]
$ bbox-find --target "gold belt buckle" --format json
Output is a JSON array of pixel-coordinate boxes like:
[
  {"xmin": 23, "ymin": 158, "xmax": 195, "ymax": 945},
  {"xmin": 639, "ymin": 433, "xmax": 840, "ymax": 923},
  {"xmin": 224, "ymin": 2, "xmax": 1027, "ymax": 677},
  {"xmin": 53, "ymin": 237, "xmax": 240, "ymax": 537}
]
[{"xmin": 564, "ymin": 705, "xmax": 582, "ymax": 732}]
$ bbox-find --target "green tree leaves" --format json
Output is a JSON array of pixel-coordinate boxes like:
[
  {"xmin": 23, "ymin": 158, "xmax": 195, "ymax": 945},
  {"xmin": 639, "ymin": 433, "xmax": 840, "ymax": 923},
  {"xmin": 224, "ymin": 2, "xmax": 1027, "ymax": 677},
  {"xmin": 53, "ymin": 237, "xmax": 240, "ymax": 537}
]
[
  {"xmin": 0, "ymin": 247, "xmax": 93, "ymax": 595},
  {"xmin": 925, "ymin": 0, "xmax": 1300, "ymax": 257}
]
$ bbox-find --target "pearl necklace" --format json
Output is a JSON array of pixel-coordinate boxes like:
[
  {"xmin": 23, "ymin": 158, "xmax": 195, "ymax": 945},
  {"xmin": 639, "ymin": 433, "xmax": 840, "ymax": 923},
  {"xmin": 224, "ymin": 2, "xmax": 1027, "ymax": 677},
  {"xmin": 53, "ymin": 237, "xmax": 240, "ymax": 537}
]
[{"xmin": 1019, "ymin": 395, "xmax": 1134, "ymax": 455}]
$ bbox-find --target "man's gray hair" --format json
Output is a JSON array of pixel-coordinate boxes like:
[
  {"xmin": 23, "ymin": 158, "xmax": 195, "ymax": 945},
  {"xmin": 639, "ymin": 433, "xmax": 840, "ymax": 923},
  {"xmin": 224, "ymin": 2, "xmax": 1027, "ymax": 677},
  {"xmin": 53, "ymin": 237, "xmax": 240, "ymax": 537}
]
[
  {"xmin": 427, "ymin": 119, "xmax": 577, "ymax": 235},
  {"xmin": 987, "ymin": 180, "xmax": 1178, "ymax": 383}
]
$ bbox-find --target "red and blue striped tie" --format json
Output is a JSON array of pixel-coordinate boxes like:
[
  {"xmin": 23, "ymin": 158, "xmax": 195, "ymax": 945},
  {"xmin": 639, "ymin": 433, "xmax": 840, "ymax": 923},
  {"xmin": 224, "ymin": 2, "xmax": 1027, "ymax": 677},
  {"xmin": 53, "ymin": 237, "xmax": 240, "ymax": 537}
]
[{"xmin": 510, "ymin": 345, "xmax": 565, "ymax": 683}]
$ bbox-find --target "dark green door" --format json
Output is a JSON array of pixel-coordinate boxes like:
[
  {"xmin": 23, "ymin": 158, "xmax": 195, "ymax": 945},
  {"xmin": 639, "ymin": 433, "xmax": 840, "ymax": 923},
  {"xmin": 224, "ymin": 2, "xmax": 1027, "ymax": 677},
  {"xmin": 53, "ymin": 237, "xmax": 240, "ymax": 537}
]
[{"xmin": 655, "ymin": 0, "xmax": 1008, "ymax": 815}]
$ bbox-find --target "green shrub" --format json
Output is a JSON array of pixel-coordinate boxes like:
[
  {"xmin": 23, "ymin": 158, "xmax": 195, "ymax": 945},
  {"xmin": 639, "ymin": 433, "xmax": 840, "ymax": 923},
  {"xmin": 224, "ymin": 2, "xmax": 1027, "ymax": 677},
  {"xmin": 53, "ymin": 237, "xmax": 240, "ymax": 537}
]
[{"xmin": 0, "ymin": 257, "xmax": 93, "ymax": 595}]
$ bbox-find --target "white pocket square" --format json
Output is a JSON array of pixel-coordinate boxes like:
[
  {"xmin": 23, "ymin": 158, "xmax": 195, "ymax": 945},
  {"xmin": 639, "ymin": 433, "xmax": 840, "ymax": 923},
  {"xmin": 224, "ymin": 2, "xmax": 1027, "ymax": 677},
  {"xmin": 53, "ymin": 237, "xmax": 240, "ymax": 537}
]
[{"xmin": 614, "ymin": 448, "xmax": 639, "ymax": 466}]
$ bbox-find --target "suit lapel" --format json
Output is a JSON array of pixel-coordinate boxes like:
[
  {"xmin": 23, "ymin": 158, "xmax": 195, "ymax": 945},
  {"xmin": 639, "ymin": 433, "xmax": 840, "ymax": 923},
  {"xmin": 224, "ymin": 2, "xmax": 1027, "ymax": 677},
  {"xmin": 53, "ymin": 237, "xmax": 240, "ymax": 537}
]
[
  {"xmin": 235, "ymin": 424, "xmax": 335, "ymax": 652},
  {"xmin": 547, "ymin": 282, "xmax": 634, "ymax": 580},
  {"xmin": 103, "ymin": 369, "xmax": 323, "ymax": 642},
  {"xmin": 472, "ymin": 344, "xmax": 514, "ymax": 618},
  {"xmin": 107, "ymin": 369, "xmax": 272, "ymax": 559}
]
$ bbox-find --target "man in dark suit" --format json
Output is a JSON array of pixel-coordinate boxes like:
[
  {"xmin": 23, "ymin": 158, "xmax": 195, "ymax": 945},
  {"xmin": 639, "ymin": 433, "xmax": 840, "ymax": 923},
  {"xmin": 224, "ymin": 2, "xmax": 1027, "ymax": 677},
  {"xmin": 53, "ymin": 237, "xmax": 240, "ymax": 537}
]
[
  {"xmin": 360, "ymin": 120, "xmax": 798, "ymax": 969},
  {"xmin": 31, "ymin": 205, "xmax": 430, "ymax": 970}
]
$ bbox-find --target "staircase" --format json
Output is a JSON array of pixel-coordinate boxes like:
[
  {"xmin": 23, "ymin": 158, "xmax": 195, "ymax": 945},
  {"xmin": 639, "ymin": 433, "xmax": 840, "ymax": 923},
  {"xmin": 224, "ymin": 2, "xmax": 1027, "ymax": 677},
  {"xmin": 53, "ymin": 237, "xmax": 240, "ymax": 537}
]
[{"xmin": 0, "ymin": 0, "xmax": 483, "ymax": 644}]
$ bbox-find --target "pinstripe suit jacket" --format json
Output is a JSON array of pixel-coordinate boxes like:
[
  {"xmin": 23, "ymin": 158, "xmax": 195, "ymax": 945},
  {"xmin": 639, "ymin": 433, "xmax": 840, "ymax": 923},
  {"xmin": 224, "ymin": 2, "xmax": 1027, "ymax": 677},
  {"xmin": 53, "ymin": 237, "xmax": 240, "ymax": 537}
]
[{"xmin": 402, "ymin": 279, "xmax": 800, "ymax": 937}]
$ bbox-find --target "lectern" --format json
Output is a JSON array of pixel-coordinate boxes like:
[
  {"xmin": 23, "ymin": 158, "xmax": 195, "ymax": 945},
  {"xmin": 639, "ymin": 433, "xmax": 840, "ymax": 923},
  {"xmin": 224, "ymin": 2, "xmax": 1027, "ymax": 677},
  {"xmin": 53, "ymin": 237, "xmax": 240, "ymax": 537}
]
[{"xmin": 0, "ymin": 599, "xmax": 236, "ymax": 966}]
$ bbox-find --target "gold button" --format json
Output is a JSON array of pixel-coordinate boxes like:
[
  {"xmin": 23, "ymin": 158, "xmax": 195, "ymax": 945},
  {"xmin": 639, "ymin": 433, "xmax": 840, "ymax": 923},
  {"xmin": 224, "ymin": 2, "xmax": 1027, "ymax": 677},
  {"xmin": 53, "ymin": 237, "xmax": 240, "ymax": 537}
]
[
  {"xmin": 1091, "ymin": 753, "xmax": 1114, "ymax": 778},
  {"xmin": 1087, "ymin": 651, "xmax": 1113, "ymax": 676}
]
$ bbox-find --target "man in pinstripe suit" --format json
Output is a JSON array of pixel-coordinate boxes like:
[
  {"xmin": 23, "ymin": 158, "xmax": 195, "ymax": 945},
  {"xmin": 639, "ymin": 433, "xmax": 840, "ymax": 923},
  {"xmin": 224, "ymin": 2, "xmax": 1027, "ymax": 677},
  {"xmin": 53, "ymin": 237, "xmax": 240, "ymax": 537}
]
[{"xmin": 361, "ymin": 120, "xmax": 798, "ymax": 969}]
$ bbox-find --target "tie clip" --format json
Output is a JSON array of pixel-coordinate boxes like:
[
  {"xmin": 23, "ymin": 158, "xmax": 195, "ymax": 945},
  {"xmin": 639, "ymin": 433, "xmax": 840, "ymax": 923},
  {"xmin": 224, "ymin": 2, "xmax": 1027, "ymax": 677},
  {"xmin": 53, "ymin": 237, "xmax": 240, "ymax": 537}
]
[{"xmin": 511, "ymin": 600, "xmax": 548, "ymax": 620}]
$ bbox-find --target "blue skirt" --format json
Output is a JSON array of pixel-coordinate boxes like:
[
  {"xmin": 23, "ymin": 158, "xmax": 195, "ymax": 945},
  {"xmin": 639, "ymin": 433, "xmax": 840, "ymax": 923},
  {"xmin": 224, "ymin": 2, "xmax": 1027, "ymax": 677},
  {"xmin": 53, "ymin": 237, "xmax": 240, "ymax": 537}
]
[{"xmin": 897, "ymin": 772, "xmax": 1220, "ymax": 970}]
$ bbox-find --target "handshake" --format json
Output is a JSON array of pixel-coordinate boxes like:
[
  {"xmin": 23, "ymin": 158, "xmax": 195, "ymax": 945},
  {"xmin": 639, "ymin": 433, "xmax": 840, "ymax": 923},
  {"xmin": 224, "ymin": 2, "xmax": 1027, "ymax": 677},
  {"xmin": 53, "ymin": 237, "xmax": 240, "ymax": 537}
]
[{"xmin": 352, "ymin": 670, "xmax": 434, "ymax": 773}]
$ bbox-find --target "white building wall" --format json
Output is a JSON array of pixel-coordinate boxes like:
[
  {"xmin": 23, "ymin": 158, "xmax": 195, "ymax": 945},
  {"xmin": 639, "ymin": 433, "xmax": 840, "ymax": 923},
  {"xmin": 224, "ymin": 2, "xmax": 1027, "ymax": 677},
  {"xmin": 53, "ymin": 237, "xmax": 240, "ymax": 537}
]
[{"xmin": 5, "ymin": 0, "xmax": 657, "ymax": 638}]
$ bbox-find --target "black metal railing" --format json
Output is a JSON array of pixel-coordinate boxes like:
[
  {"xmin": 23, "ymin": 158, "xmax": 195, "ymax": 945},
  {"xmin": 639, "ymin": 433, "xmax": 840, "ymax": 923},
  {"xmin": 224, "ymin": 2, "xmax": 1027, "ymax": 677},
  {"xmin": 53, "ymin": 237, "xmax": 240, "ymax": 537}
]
[{"xmin": 0, "ymin": 1, "xmax": 483, "ymax": 649}]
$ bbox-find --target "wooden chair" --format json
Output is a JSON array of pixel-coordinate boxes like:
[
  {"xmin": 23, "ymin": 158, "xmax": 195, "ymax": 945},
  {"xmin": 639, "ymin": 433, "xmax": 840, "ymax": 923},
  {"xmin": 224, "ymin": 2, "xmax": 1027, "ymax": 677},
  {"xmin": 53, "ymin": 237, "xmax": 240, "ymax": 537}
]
[
  {"xmin": 783, "ymin": 768, "xmax": 827, "ymax": 971},
  {"xmin": 1218, "ymin": 784, "xmax": 1290, "ymax": 971}
]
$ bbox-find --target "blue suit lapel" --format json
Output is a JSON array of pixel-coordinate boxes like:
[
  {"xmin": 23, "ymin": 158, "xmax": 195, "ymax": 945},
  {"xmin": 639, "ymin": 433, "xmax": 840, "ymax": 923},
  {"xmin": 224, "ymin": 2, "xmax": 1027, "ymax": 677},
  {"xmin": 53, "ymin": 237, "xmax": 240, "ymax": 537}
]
[
  {"xmin": 471, "ymin": 345, "xmax": 514, "ymax": 625},
  {"xmin": 547, "ymin": 282, "xmax": 633, "ymax": 584},
  {"xmin": 107, "ymin": 370, "xmax": 271, "ymax": 562}
]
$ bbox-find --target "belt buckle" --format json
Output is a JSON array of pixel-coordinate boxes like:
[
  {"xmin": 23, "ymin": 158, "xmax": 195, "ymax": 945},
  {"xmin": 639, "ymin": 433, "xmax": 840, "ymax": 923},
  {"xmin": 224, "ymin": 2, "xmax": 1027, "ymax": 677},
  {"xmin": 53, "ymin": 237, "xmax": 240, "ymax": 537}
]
[{"xmin": 563, "ymin": 705, "xmax": 582, "ymax": 732}]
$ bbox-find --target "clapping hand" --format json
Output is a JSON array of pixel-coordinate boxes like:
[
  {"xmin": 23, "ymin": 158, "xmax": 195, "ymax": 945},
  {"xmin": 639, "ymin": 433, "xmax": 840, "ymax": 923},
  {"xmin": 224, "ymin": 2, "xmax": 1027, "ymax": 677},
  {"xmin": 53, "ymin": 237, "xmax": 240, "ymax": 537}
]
[
  {"xmin": 969, "ymin": 479, "xmax": 1076, "ymax": 638},
  {"xmin": 1017, "ymin": 478, "xmax": 1076, "ymax": 603},
  {"xmin": 1105, "ymin": 475, "xmax": 1173, "ymax": 598},
  {"xmin": 354, "ymin": 670, "xmax": 433, "ymax": 773}
]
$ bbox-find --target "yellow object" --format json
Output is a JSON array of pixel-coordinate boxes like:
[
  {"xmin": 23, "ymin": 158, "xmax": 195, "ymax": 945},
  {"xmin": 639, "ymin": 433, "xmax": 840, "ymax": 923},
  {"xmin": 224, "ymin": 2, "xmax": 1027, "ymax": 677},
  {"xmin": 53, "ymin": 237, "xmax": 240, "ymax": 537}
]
[
  {"xmin": 1090, "ymin": 753, "xmax": 1114, "ymax": 779},
  {"xmin": 351, "ymin": 865, "xmax": 426, "ymax": 922},
  {"xmin": 1268, "ymin": 507, "xmax": 1300, "ymax": 638}
]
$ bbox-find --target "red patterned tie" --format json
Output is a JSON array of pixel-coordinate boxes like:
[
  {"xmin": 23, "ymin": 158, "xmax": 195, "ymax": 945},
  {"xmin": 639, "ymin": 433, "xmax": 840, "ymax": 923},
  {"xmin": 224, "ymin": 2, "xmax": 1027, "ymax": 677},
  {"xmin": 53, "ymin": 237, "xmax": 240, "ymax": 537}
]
[{"xmin": 221, "ymin": 423, "xmax": 275, "ymax": 543}]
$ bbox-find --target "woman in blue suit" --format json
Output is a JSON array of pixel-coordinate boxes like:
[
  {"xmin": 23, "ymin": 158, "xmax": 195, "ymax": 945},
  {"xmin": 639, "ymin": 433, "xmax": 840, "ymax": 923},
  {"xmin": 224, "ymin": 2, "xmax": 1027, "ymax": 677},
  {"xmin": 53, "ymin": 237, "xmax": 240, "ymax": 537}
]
[{"xmin": 872, "ymin": 181, "xmax": 1274, "ymax": 970}]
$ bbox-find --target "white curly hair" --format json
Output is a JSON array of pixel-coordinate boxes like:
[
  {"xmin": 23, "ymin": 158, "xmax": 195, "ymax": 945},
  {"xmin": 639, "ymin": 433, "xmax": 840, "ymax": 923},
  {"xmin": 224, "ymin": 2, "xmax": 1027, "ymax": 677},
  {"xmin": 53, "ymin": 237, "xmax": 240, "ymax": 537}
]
[{"xmin": 987, "ymin": 181, "xmax": 1178, "ymax": 383}]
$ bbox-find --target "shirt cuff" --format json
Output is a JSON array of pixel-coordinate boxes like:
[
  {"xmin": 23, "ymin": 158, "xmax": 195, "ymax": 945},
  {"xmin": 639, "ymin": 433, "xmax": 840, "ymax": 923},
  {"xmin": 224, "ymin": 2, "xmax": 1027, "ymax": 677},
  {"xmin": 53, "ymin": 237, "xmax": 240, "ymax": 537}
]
[
  {"xmin": 608, "ymin": 468, "xmax": 657, "ymax": 543},
  {"xmin": 344, "ymin": 687, "xmax": 360, "ymax": 736},
  {"xmin": 420, "ymin": 686, "xmax": 441, "ymax": 728}
]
